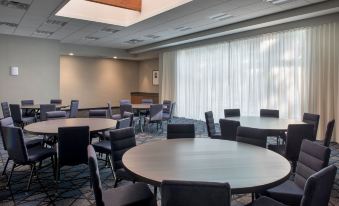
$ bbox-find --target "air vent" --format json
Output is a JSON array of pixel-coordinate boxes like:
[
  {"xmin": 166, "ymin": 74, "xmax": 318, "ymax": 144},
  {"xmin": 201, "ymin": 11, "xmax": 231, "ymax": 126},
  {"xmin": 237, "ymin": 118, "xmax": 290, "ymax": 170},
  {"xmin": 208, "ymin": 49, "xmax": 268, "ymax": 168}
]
[
  {"xmin": 145, "ymin": 34, "xmax": 160, "ymax": 39},
  {"xmin": 0, "ymin": 0, "xmax": 30, "ymax": 10},
  {"xmin": 34, "ymin": 30, "xmax": 54, "ymax": 36},
  {"xmin": 263, "ymin": 0, "xmax": 295, "ymax": 5},
  {"xmin": 125, "ymin": 39, "xmax": 144, "ymax": 45},
  {"xmin": 209, "ymin": 13, "xmax": 233, "ymax": 21},
  {"xmin": 84, "ymin": 36, "xmax": 100, "ymax": 40},
  {"xmin": 45, "ymin": 20, "xmax": 67, "ymax": 27},
  {"xmin": 101, "ymin": 27, "xmax": 120, "ymax": 33},
  {"xmin": 0, "ymin": 21, "xmax": 18, "ymax": 28},
  {"xmin": 175, "ymin": 26, "xmax": 192, "ymax": 32}
]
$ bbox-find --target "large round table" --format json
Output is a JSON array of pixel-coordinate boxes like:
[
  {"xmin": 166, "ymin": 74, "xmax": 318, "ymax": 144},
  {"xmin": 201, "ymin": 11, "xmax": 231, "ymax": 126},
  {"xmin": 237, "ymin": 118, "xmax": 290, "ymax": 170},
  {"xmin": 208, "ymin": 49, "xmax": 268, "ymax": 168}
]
[
  {"xmin": 122, "ymin": 138, "xmax": 291, "ymax": 194},
  {"xmin": 24, "ymin": 118, "xmax": 117, "ymax": 135}
]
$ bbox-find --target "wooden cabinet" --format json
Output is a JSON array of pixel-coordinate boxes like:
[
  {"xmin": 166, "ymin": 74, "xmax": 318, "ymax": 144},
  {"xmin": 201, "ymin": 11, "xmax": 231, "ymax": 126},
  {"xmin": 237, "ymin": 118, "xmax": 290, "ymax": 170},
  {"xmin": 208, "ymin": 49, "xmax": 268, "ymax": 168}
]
[{"xmin": 131, "ymin": 92, "xmax": 159, "ymax": 104}]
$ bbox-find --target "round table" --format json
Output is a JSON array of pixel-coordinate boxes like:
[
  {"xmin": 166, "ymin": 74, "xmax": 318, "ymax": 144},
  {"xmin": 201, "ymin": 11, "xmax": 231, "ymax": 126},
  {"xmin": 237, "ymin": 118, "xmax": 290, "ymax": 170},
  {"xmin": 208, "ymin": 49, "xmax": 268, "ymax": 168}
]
[
  {"xmin": 24, "ymin": 118, "xmax": 117, "ymax": 135},
  {"xmin": 122, "ymin": 138, "xmax": 291, "ymax": 194},
  {"xmin": 21, "ymin": 104, "xmax": 69, "ymax": 110}
]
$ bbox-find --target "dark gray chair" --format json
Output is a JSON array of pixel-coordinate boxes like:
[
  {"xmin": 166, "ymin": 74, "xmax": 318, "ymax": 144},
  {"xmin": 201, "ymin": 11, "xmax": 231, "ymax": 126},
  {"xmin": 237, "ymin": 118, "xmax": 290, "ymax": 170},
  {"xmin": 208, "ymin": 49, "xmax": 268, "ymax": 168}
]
[
  {"xmin": 163, "ymin": 100, "xmax": 172, "ymax": 114},
  {"xmin": 4, "ymin": 126, "xmax": 56, "ymax": 190},
  {"xmin": 88, "ymin": 145, "xmax": 156, "ymax": 206},
  {"xmin": 219, "ymin": 119, "xmax": 240, "ymax": 141},
  {"xmin": 167, "ymin": 124, "xmax": 195, "ymax": 139},
  {"xmin": 236, "ymin": 126, "xmax": 267, "ymax": 148},
  {"xmin": 46, "ymin": 111, "xmax": 67, "ymax": 120},
  {"xmin": 21, "ymin": 100, "xmax": 35, "ymax": 117},
  {"xmin": 21, "ymin": 100, "xmax": 34, "ymax": 105},
  {"xmin": 9, "ymin": 104, "xmax": 35, "ymax": 127},
  {"xmin": 302, "ymin": 113, "xmax": 320, "ymax": 141},
  {"xmin": 145, "ymin": 104, "xmax": 163, "ymax": 131},
  {"xmin": 323, "ymin": 119, "xmax": 335, "ymax": 147},
  {"xmin": 161, "ymin": 180, "xmax": 231, "ymax": 206},
  {"xmin": 107, "ymin": 103, "xmax": 113, "ymax": 119},
  {"xmin": 112, "ymin": 104, "xmax": 133, "ymax": 120},
  {"xmin": 254, "ymin": 165, "xmax": 337, "ymax": 206},
  {"xmin": 204, "ymin": 111, "xmax": 221, "ymax": 139},
  {"xmin": 260, "ymin": 109, "xmax": 279, "ymax": 118},
  {"xmin": 69, "ymin": 100, "xmax": 79, "ymax": 118},
  {"xmin": 141, "ymin": 99, "xmax": 153, "ymax": 104},
  {"xmin": 123, "ymin": 111, "xmax": 134, "ymax": 127},
  {"xmin": 1, "ymin": 102, "xmax": 11, "ymax": 118},
  {"xmin": 120, "ymin": 99, "xmax": 131, "ymax": 105},
  {"xmin": 163, "ymin": 102, "xmax": 175, "ymax": 123},
  {"xmin": 39, "ymin": 104, "xmax": 56, "ymax": 121},
  {"xmin": 224, "ymin": 109, "xmax": 240, "ymax": 118},
  {"xmin": 89, "ymin": 110, "xmax": 107, "ymax": 118},
  {"xmin": 264, "ymin": 139, "xmax": 331, "ymax": 205},
  {"xmin": 50, "ymin": 99, "xmax": 62, "ymax": 104}
]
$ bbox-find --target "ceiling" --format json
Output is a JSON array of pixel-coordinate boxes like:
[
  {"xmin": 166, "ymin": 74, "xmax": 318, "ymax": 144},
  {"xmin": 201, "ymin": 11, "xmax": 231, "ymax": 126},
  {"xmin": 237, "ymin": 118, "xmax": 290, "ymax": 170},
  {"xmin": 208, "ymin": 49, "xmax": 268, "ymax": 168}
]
[{"xmin": 0, "ymin": 0, "xmax": 330, "ymax": 50}]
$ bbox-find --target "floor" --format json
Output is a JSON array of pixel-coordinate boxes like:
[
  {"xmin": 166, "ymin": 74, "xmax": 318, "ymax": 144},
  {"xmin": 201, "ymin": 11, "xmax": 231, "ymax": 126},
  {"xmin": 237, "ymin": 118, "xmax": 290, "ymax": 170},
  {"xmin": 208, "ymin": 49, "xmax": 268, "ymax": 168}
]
[{"xmin": 0, "ymin": 117, "xmax": 338, "ymax": 206}]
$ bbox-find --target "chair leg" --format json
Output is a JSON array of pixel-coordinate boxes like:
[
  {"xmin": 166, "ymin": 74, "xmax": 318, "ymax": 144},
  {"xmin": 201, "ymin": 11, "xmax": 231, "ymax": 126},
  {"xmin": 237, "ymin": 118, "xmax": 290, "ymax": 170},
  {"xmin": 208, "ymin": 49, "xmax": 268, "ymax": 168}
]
[
  {"xmin": 108, "ymin": 155, "xmax": 115, "ymax": 179},
  {"xmin": 27, "ymin": 164, "xmax": 36, "ymax": 191},
  {"xmin": 2, "ymin": 158, "xmax": 10, "ymax": 175},
  {"xmin": 7, "ymin": 163, "xmax": 16, "ymax": 187},
  {"xmin": 114, "ymin": 178, "xmax": 119, "ymax": 188},
  {"xmin": 154, "ymin": 186, "xmax": 157, "ymax": 196}
]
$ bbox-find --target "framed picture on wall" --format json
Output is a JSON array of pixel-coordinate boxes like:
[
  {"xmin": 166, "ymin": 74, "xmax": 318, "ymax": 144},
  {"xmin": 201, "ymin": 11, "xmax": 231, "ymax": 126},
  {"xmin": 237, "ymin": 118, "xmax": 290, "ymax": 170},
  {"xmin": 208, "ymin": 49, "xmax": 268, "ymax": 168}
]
[{"xmin": 153, "ymin": 70, "xmax": 159, "ymax": 85}]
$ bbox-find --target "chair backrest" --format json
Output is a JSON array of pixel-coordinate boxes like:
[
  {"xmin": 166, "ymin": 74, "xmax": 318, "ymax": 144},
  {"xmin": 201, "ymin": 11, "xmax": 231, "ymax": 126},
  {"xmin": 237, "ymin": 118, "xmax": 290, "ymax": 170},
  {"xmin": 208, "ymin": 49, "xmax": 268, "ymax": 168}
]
[
  {"xmin": 219, "ymin": 119, "xmax": 240, "ymax": 141},
  {"xmin": 236, "ymin": 126, "xmax": 267, "ymax": 148},
  {"xmin": 161, "ymin": 180, "xmax": 231, "ymax": 206},
  {"xmin": 142, "ymin": 99, "xmax": 153, "ymax": 104},
  {"xmin": 9, "ymin": 104, "xmax": 22, "ymax": 123},
  {"xmin": 120, "ymin": 99, "xmax": 131, "ymax": 105},
  {"xmin": 107, "ymin": 102, "xmax": 113, "ymax": 118},
  {"xmin": 69, "ymin": 100, "xmax": 79, "ymax": 118},
  {"xmin": 50, "ymin": 99, "xmax": 62, "ymax": 104},
  {"xmin": 302, "ymin": 113, "xmax": 320, "ymax": 140},
  {"xmin": 163, "ymin": 100, "xmax": 172, "ymax": 114},
  {"xmin": 4, "ymin": 126, "xmax": 28, "ymax": 164},
  {"xmin": 40, "ymin": 104, "xmax": 56, "ymax": 121},
  {"xmin": 0, "ymin": 117, "xmax": 14, "ymax": 150},
  {"xmin": 167, "ymin": 124, "xmax": 195, "ymax": 139},
  {"xmin": 123, "ymin": 111, "xmax": 134, "ymax": 127},
  {"xmin": 58, "ymin": 126, "xmax": 90, "ymax": 166},
  {"xmin": 149, "ymin": 104, "xmax": 163, "ymax": 121},
  {"xmin": 285, "ymin": 124, "xmax": 314, "ymax": 163},
  {"xmin": 294, "ymin": 139, "xmax": 331, "ymax": 189},
  {"xmin": 87, "ymin": 145, "xmax": 104, "ymax": 206},
  {"xmin": 110, "ymin": 127, "xmax": 136, "ymax": 171},
  {"xmin": 21, "ymin": 100, "xmax": 34, "ymax": 105},
  {"xmin": 116, "ymin": 118, "xmax": 131, "ymax": 129},
  {"xmin": 224, "ymin": 109, "xmax": 240, "ymax": 118},
  {"xmin": 260, "ymin": 109, "xmax": 279, "ymax": 118},
  {"xmin": 89, "ymin": 110, "xmax": 107, "ymax": 118},
  {"xmin": 169, "ymin": 102, "xmax": 176, "ymax": 118},
  {"xmin": 1, "ymin": 102, "xmax": 11, "ymax": 118},
  {"xmin": 300, "ymin": 165, "xmax": 337, "ymax": 206},
  {"xmin": 46, "ymin": 111, "xmax": 67, "ymax": 120},
  {"xmin": 120, "ymin": 104, "xmax": 133, "ymax": 117},
  {"xmin": 323, "ymin": 119, "xmax": 335, "ymax": 147},
  {"xmin": 204, "ymin": 111, "xmax": 216, "ymax": 137}
]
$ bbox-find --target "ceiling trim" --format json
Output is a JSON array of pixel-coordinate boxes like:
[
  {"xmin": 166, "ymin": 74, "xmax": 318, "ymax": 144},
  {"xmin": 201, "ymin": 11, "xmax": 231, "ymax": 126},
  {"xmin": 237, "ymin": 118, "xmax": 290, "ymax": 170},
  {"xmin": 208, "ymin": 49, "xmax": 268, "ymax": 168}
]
[{"xmin": 87, "ymin": 0, "xmax": 142, "ymax": 12}]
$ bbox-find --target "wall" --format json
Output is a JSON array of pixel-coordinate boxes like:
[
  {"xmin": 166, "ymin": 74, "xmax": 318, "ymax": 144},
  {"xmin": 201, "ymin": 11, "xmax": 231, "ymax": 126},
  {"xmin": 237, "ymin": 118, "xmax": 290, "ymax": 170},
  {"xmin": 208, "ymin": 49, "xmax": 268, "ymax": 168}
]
[
  {"xmin": 0, "ymin": 34, "xmax": 60, "ymax": 116},
  {"xmin": 138, "ymin": 58, "xmax": 159, "ymax": 93},
  {"xmin": 60, "ymin": 56, "xmax": 139, "ymax": 108}
]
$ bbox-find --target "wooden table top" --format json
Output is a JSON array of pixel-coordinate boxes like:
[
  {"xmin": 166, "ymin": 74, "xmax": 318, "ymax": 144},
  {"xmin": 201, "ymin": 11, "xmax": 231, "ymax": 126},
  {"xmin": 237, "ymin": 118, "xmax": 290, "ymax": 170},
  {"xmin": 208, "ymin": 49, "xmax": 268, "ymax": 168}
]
[
  {"xmin": 122, "ymin": 138, "xmax": 291, "ymax": 194},
  {"xmin": 225, "ymin": 116, "xmax": 305, "ymax": 131},
  {"xmin": 132, "ymin": 104, "xmax": 152, "ymax": 110},
  {"xmin": 21, "ymin": 104, "xmax": 69, "ymax": 109},
  {"xmin": 24, "ymin": 118, "xmax": 117, "ymax": 135}
]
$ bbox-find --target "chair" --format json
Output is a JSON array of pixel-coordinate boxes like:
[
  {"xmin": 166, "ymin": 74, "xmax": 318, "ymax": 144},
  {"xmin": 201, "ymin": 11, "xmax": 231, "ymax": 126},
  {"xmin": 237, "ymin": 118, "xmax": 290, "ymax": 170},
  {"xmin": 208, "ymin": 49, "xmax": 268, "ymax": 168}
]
[
  {"xmin": 167, "ymin": 124, "xmax": 195, "ymax": 139},
  {"xmin": 4, "ymin": 126, "xmax": 56, "ymax": 190},
  {"xmin": 56, "ymin": 126, "xmax": 90, "ymax": 183},
  {"xmin": 260, "ymin": 109, "xmax": 279, "ymax": 118},
  {"xmin": 21, "ymin": 100, "xmax": 35, "ymax": 117},
  {"xmin": 264, "ymin": 140, "xmax": 331, "ymax": 205},
  {"xmin": 163, "ymin": 102, "xmax": 175, "ymax": 123},
  {"xmin": 120, "ymin": 99, "xmax": 131, "ymax": 105},
  {"xmin": 89, "ymin": 110, "xmax": 107, "ymax": 118},
  {"xmin": 39, "ymin": 104, "xmax": 56, "ymax": 121},
  {"xmin": 161, "ymin": 180, "xmax": 231, "ymax": 206},
  {"xmin": 224, "ymin": 109, "xmax": 240, "ymax": 118},
  {"xmin": 50, "ymin": 99, "xmax": 62, "ymax": 104},
  {"xmin": 116, "ymin": 118, "xmax": 131, "ymax": 129},
  {"xmin": 9, "ymin": 104, "xmax": 35, "ymax": 127},
  {"xmin": 254, "ymin": 165, "xmax": 337, "ymax": 206},
  {"xmin": 204, "ymin": 111, "xmax": 221, "ymax": 139},
  {"xmin": 107, "ymin": 103, "xmax": 113, "ymax": 119},
  {"xmin": 87, "ymin": 145, "xmax": 156, "ymax": 206},
  {"xmin": 123, "ymin": 111, "xmax": 134, "ymax": 127},
  {"xmin": 302, "ymin": 113, "xmax": 320, "ymax": 140},
  {"xmin": 46, "ymin": 111, "xmax": 67, "ymax": 120},
  {"xmin": 323, "ymin": 119, "xmax": 335, "ymax": 147},
  {"xmin": 69, "ymin": 100, "xmax": 79, "ymax": 118},
  {"xmin": 21, "ymin": 100, "xmax": 34, "ymax": 105},
  {"xmin": 112, "ymin": 104, "xmax": 133, "ymax": 120},
  {"xmin": 141, "ymin": 99, "xmax": 153, "ymax": 104},
  {"xmin": 144, "ymin": 104, "xmax": 163, "ymax": 131},
  {"xmin": 219, "ymin": 119, "xmax": 240, "ymax": 141},
  {"xmin": 0, "ymin": 117, "xmax": 43, "ymax": 175},
  {"xmin": 236, "ymin": 126, "xmax": 267, "ymax": 148},
  {"xmin": 1, "ymin": 102, "xmax": 11, "ymax": 118}
]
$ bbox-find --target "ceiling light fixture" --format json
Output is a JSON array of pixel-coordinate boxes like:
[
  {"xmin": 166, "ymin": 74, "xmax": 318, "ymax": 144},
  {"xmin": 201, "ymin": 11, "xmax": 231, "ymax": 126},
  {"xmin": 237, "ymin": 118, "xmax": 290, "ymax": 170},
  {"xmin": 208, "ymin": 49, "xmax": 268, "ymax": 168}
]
[
  {"xmin": 84, "ymin": 36, "xmax": 100, "ymax": 40},
  {"xmin": 34, "ymin": 30, "xmax": 54, "ymax": 36},
  {"xmin": 209, "ymin": 13, "xmax": 233, "ymax": 21},
  {"xmin": 113, "ymin": 56, "xmax": 117, "ymax": 59},
  {"xmin": 125, "ymin": 39, "xmax": 144, "ymax": 45},
  {"xmin": 263, "ymin": 0, "xmax": 295, "ymax": 5},
  {"xmin": 69, "ymin": 52, "xmax": 74, "ymax": 56},
  {"xmin": 144, "ymin": 34, "xmax": 160, "ymax": 39},
  {"xmin": 45, "ymin": 19, "xmax": 68, "ymax": 27},
  {"xmin": 175, "ymin": 26, "xmax": 192, "ymax": 32},
  {"xmin": 101, "ymin": 27, "xmax": 120, "ymax": 33},
  {"xmin": 0, "ymin": 0, "xmax": 30, "ymax": 10},
  {"xmin": 0, "ymin": 21, "xmax": 18, "ymax": 28}
]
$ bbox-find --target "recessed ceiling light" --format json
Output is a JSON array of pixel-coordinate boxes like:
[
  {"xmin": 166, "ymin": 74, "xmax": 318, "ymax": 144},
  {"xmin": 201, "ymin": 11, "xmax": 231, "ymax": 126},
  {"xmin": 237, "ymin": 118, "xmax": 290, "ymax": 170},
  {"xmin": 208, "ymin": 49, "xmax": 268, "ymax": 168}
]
[
  {"xmin": 101, "ymin": 27, "xmax": 120, "ymax": 33},
  {"xmin": 45, "ymin": 19, "xmax": 68, "ymax": 27},
  {"xmin": 69, "ymin": 52, "xmax": 74, "ymax": 56},
  {"xmin": 0, "ymin": 22, "xmax": 18, "ymax": 28},
  {"xmin": 209, "ymin": 13, "xmax": 233, "ymax": 21},
  {"xmin": 125, "ymin": 39, "xmax": 144, "ymax": 45},
  {"xmin": 113, "ymin": 56, "xmax": 117, "ymax": 59},
  {"xmin": 175, "ymin": 26, "xmax": 192, "ymax": 32},
  {"xmin": 84, "ymin": 36, "xmax": 100, "ymax": 40},
  {"xmin": 263, "ymin": 0, "xmax": 295, "ymax": 5},
  {"xmin": 145, "ymin": 34, "xmax": 160, "ymax": 39},
  {"xmin": 0, "ymin": 0, "xmax": 30, "ymax": 10}
]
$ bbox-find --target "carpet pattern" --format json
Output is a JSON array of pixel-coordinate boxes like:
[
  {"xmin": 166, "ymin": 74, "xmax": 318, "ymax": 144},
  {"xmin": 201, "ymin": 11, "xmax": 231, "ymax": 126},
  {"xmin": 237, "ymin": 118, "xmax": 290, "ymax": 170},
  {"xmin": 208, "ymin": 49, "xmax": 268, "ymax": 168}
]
[{"xmin": 0, "ymin": 117, "xmax": 338, "ymax": 206}]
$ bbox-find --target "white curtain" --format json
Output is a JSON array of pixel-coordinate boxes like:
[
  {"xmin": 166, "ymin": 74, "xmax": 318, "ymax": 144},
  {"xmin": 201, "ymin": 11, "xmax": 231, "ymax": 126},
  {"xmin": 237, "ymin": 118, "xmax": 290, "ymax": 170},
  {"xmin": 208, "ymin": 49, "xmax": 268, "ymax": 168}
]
[{"xmin": 161, "ymin": 23, "xmax": 339, "ymax": 142}]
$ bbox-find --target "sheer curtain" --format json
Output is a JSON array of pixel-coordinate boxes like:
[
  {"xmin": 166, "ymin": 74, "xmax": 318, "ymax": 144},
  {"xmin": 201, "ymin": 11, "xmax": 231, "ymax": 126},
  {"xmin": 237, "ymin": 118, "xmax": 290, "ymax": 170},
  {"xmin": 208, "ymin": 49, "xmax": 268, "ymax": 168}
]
[{"xmin": 161, "ymin": 23, "xmax": 339, "ymax": 142}]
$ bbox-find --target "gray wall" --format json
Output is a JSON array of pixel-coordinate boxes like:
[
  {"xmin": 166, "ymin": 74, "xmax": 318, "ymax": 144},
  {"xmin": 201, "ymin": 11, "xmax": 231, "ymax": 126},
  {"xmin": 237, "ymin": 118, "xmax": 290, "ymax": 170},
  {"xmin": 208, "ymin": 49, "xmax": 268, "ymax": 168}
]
[{"xmin": 138, "ymin": 59, "xmax": 159, "ymax": 93}]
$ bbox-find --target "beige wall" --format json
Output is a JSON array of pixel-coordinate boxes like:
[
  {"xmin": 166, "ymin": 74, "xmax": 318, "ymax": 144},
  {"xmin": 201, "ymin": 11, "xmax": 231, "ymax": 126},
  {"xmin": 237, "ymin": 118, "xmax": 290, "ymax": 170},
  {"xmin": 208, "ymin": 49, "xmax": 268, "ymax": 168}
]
[
  {"xmin": 60, "ymin": 56, "xmax": 139, "ymax": 108},
  {"xmin": 0, "ymin": 35, "xmax": 60, "ymax": 116},
  {"xmin": 138, "ymin": 59, "xmax": 159, "ymax": 93}
]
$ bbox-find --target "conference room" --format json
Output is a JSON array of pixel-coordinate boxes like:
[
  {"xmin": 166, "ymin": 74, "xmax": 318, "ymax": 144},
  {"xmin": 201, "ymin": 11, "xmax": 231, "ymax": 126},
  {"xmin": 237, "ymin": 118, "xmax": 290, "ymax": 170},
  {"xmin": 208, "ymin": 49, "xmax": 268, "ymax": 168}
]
[{"xmin": 0, "ymin": 0, "xmax": 338, "ymax": 205}]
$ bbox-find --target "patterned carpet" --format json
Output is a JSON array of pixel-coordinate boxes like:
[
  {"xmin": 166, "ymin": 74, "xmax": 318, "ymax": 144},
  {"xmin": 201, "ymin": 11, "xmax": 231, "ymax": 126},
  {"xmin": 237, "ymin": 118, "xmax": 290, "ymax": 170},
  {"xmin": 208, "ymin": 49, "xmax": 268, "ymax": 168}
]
[{"xmin": 0, "ymin": 117, "xmax": 338, "ymax": 206}]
